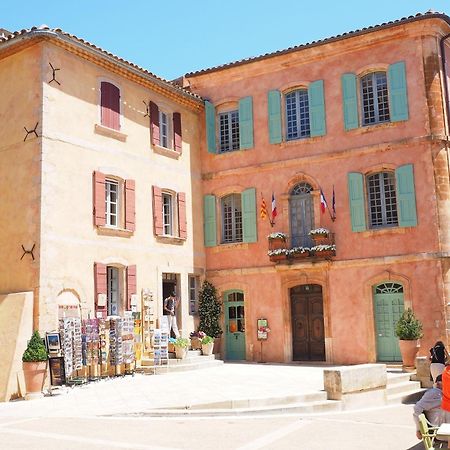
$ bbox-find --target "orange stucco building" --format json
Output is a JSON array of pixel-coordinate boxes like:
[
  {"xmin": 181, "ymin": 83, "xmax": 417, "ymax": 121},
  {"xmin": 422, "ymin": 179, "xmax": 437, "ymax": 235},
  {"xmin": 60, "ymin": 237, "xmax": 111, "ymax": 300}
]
[
  {"xmin": 184, "ymin": 12, "xmax": 450, "ymax": 364},
  {"xmin": 1, "ymin": 12, "xmax": 450, "ymax": 400}
]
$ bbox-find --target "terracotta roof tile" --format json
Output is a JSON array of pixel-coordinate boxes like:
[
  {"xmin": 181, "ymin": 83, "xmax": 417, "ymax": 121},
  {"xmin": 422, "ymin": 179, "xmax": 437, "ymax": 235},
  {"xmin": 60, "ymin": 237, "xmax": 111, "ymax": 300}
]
[{"xmin": 185, "ymin": 11, "xmax": 450, "ymax": 77}]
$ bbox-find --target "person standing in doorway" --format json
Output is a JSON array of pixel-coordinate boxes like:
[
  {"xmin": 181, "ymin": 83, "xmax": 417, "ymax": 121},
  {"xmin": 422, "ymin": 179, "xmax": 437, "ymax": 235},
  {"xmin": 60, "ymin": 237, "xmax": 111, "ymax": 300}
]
[
  {"xmin": 430, "ymin": 341, "xmax": 448, "ymax": 382},
  {"xmin": 163, "ymin": 292, "xmax": 180, "ymax": 338}
]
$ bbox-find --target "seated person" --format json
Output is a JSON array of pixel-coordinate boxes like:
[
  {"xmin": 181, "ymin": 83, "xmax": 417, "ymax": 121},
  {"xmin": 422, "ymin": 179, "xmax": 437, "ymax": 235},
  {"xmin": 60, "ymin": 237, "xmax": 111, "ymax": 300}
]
[{"xmin": 413, "ymin": 374, "xmax": 443, "ymax": 440}]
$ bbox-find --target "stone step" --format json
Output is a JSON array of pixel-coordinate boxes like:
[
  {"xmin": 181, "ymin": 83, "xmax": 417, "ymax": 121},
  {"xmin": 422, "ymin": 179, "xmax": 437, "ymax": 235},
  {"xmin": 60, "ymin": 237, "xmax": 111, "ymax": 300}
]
[
  {"xmin": 137, "ymin": 359, "xmax": 223, "ymax": 374},
  {"xmin": 386, "ymin": 372, "xmax": 416, "ymax": 386},
  {"xmin": 136, "ymin": 399, "xmax": 342, "ymax": 417},
  {"xmin": 386, "ymin": 379, "xmax": 421, "ymax": 396},
  {"xmin": 140, "ymin": 354, "xmax": 216, "ymax": 366},
  {"xmin": 387, "ymin": 388, "xmax": 426, "ymax": 405}
]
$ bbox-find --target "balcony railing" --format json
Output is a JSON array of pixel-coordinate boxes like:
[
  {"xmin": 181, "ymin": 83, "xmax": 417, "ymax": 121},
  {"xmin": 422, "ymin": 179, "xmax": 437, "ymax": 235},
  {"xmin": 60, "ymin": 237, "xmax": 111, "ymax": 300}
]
[{"xmin": 267, "ymin": 232, "xmax": 336, "ymax": 264}]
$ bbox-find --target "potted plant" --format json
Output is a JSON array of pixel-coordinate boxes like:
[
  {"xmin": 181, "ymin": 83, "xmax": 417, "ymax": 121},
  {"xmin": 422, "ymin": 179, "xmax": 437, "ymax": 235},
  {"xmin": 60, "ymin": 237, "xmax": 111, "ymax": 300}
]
[
  {"xmin": 268, "ymin": 248, "xmax": 289, "ymax": 262},
  {"xmin": 189, "ymin": 331, "xmax": 205, "ymax": 351},
  {"xmin": 22, "ymin": 330, "xmax": 48, "ymax": 400},
  {"xmin": 198, "ymin": 281, "xmax": 223, "ymax": 354},
  {"xmin": 201, "ymin": 335, "xmax": 215, "ymax": 356},
  {"xmin": 173, "ymin": 337, "xmax": 190, "ymax": 360},
  {"xmin": 395, "ymin": 308, "xmax": 423, "ymax": 367},
  {"xmin": 267, "ymin": 232, "xmax": 288, "ymax": 251},
  {"xmin": 309, "ymin": 228, "xmax": 330, "ymax": 244},
  {"xmin": 311, "ymin": 244, "xmax": 336, "ymax": 258}
]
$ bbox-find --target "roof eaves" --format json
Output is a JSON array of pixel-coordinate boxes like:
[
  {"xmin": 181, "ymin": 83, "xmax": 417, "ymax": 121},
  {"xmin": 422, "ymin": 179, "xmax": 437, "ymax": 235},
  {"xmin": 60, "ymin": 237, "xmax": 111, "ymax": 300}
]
[
  {"xmin": 185, "ymin": 11, "xmax": 450, "ymax": 78},
  {"xmin": 0, "ymin": 26, "xmax": 204, "ymax": 106}
]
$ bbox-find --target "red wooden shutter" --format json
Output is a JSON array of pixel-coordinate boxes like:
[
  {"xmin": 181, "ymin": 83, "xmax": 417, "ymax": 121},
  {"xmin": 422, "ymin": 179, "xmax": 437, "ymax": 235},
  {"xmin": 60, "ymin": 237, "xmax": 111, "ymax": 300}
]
[
  {"xmin": 125, "ymin": 179, "xmax": 136, "ymax": 232},
  {"xmin": 150, "ymin": 101, "xmax": 160, "ymax": 146},
  {"xmin": 152, "ymin": 186, "xmax": 163, "ymax": 236},
  {"xmin": 101, "ymin": 81, "xmax": 120, "ymax": 130},
  {"xmin": 177, "ymin": 192, "xmax": 187, "ymax": 239},
  {"xmin": 93, "ymin": 171, "xmax": 106, "ymax": 227},
  {"xmin": 173, "ymin": 112, "xmax": 182, "ymax": 153},
  {"xmin": 94, "ymin": 263, "xmax": 107, "ymax": 314},
  {"xmin": 126, "ymin": 265, "xmax": 136, "ymax": 311}
]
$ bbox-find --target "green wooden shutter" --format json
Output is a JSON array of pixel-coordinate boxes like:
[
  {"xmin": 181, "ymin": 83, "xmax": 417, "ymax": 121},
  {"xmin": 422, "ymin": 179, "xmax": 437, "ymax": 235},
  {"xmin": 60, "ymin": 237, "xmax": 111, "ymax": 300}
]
[
  {"xmin": 388, "ymin": 61, "xmax": 409, "ymax": 122},
  {"xmin": 395, "ymin": 164, "xmax": 417, "ymax": 227},
  {"xmin": 308, "ymin": 80, "xmax": 326, "ymax": 137},
  {"xmin": 205, "ymin": 101, "xmax": 216, "ymax": 153},
  {"xmin": 347, "ymin": 172, "xmax": 367, "ymax": 232},
  {"xmin": 341, "ymin": 73, "xmax": 359, "ymax": 130},
  {"xmin": 268, "ymin": 90, "xmax": 282, "ymax": 144},
  {"xmin": 204, "ymin": 194, "xmax": 217, "ymax": 246},
  {"xmin": 239, "ymin": 96, "xmax": 254, "ymax": 149},
  {"xmin": 242, "ymin": 188, "xmax": 257, "ymax": 243}
]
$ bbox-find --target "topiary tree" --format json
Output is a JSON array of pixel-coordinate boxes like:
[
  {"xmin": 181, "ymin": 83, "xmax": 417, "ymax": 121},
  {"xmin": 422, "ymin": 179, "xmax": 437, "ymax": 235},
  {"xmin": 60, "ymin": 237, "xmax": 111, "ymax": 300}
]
[
  {"xmin": 198, "ymin": 281, "xmax": 222, "ymax": 338},
  {"xmin": 22, "ymin": 330, "xmax": 48, "ymax": 362},
  {"xmin": 395, "ymin": 308, "xmax": 423, "ymax": 340}
]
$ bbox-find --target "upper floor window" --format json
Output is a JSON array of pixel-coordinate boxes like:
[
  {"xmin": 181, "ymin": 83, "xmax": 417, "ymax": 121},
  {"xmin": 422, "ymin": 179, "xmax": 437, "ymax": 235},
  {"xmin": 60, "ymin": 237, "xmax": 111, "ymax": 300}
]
[
  {"xmin": 93, "ymin": 171, "xmax": 135, "ymax": 232},
  {"xmin": 366, "ymin": 172, "xmax": 398, "ymax": 228},
  {"xmin": 219, "ymin": 110, "xmax": 240, "ymax": 152},
  {"xmin": 100, "ymin": 81, "xmax": 120, "ymax": 130},
  {"xmin": 162, "ymin": 192, "xmax": 174, "ymax": 236},
  {"xmin": 150, "ymin": 102, "xmax": 182, "ymax": 153},
  {"xmin": 221, "ymin": 193, "xmax": 243, "ymax": 243},
  {"xmin": 341, "ymin": 61, "xmax": 409, "ymax": 131},
  {"xmin": 360, "ymin": 72, "xmax": 390, "ymax": 126},
  {"xmin": 152, "ymin": 186, "xmax": 187, "ymax": 240},
  {"xmin": 285, "ymin": 89, "xmax": 311, "ymax": 140},
  {"xmin": 205, "ymin": 97, "xmax": 254, "ymax": 154},
  {"xmin": 105, "ymin": 179, "xmax": 119, "ymax": 227},
  {"xmin": 347, "ymin": 164, "xmax": 417, "ymax": 232}
]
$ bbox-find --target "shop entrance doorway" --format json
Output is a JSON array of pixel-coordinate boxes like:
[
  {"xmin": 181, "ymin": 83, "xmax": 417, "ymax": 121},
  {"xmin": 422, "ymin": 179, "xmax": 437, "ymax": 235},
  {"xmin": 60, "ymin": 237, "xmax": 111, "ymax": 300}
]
[
  {"xmin": 162, "ymin": 273, "xmax": 178, "ymax": 338},
  {"xmin": 290, "ymin": 284, "xmax": 325, "ymax": 361},
  {"xmin": 373, "ymin": 282, "xmax": 404, "ymax": 362},
  {"xmin": 224, "ymin": 290, "xmax": 246, "ymax": 360}
]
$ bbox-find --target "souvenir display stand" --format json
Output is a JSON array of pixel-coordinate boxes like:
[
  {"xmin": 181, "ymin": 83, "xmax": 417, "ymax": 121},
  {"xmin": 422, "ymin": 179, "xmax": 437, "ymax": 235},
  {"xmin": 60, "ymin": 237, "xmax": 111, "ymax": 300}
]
[
  {"xmin": 142, "ymin": 289, "xmax": 157, "ymax": 359},
  {"xmin": 109, "ymin": 316, "xmax": 124, "ymax": 376},
  {"xmin": 122, "ymin": 313, "xmax": 135, "ymax": 375},
  {"xmin": 59, "ymin": 317, "xmax": 84, "ymax": 385},
  {"xmin": 133, "ymin": 315, "xmax": 142, "ymax": 368},
  {"xmin": 152, "ymin": 326, "xmax": 169, "ymax": 374},
  {"xmin": 84, "ymin": 318, "xmax": 100, "ymax": 381}
]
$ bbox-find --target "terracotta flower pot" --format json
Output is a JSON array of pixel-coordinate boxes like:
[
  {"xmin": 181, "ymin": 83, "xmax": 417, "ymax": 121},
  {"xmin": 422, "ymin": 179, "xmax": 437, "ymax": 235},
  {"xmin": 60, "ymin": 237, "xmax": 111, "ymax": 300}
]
[
  {"xmin": 399, "ymin": 339, "xmax": 420, "ymax": 367},
  {"xmin": 312, "ymin": 235, "xmax": 329, "ymax": 245},
  {"xmin": 23, "ymin": 361, "xmax": 47, "ymax": 400},
  {"xmin": 201, "ymin": 342, "xmax": 214, "ymax": 356},
  {"xmin": 190, "ymin": 337, "xmax": 202, "ymax": 350},
  {"xmin": 175, "ymin": 346, "xmax": 188, "ymax": 359}
]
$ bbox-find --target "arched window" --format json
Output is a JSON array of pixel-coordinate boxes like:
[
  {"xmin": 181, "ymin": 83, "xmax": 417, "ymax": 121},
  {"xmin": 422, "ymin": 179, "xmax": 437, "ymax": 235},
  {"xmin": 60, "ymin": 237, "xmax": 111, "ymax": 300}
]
[
  {"xmin": 221, "ymin": 194, "xmax": 243, "ymax": 243},
  {"xmin": 285, "ymin": 89, "xmax": 310, "ymax": 140},
  {"xmin": 366, "ymin": 171, "xmax": 398, "ymax": 228},
  {"xmin": 289, "ymin": 182, "xmax": 314, "ymax": 247},
  {"xmin": 375, "ymin": 282, "xmax": 403, "ymax": 294},
  {"xmin": 360, "ymin": 72, "xmax": 390, "ymax": 125}
]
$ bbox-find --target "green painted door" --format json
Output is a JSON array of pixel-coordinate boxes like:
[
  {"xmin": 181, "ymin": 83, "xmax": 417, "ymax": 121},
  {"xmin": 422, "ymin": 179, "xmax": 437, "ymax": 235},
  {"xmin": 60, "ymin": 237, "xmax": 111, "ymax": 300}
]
[
  {"xmin": 224, "ymin": 291, "xmax": 246, "ymax": 360},
  {"xmin": 374, "ymin": 282, "xmax": 404, "ymax": 362}
]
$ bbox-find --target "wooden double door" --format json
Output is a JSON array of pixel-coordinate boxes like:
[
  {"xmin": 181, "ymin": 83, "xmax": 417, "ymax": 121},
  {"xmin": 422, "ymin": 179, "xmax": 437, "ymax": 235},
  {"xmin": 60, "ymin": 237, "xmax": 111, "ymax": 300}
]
[{"xmin": 291, "ymin": 284, "xmax": 325, "ymax": 361}]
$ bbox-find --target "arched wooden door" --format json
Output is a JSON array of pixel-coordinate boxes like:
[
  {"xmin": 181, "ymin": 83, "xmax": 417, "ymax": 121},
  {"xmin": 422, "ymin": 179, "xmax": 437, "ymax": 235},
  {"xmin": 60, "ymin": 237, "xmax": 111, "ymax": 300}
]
[
  {"xmin": 289, "ymin": 183, "xmax": 314, "ymax": 247},
  {"xmin": 291, "ymin": 284, "xmax": 325, "ymax": 361},
  {"xmin": 373, "ymin": 282, "xmax": 404, "ymax": 362}
]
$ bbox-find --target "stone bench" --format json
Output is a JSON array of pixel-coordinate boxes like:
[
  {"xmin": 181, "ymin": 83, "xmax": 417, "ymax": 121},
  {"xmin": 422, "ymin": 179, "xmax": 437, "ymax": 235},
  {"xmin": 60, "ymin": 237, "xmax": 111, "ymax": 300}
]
[{"xmin": 323, "ymin": 364, "xmax": 387, "ymax": 408}]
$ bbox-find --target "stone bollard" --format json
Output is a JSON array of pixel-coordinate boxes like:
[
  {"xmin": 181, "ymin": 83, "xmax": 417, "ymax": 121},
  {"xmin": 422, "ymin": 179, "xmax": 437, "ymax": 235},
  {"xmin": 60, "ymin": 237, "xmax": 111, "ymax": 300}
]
[{"xmin": 411, "ymin": 356, "xmax": 433, "ymax": 388}]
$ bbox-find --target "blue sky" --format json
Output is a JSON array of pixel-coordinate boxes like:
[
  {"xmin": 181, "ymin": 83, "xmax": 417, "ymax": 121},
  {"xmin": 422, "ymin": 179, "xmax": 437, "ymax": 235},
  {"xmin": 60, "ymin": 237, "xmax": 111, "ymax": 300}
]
[{"xmin": 1, "ymin": 1, "xmax": 449, "ymax": 80}]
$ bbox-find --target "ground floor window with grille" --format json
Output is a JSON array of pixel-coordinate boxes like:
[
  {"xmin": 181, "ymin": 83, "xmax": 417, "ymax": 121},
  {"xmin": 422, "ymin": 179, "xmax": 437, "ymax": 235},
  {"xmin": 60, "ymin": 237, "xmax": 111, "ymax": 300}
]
[
  {"xmin": 366, "ymin": 171, "xmax": 398, "ymax": 228},
  {"xmin": 221, "ymin": 193, "xmax": 243, "ymax": 243}
]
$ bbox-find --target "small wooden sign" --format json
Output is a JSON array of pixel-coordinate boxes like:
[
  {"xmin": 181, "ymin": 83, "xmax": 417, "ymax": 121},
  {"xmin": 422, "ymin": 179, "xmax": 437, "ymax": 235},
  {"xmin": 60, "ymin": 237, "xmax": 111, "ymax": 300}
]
[{"xmin": 257, "ymin": 318, "xmax": 269, "ymax": 340}]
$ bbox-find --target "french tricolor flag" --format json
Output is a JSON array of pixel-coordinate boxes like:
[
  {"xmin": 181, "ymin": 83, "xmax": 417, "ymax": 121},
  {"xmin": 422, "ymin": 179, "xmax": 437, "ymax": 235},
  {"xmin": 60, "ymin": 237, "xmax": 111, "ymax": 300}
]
[
  {"xmin": 271, "ymin": 193, "xmax": 277, "ymax": 221},
  {"xmin": 320, "ymin": 189, "xmax": 327, "ymax": 214}
]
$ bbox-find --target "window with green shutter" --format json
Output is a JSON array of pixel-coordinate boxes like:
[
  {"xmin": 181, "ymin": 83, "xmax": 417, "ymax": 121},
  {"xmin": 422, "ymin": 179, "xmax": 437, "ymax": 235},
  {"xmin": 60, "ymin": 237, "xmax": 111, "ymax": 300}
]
[
  {"xmin": 242, "ymin": 188, "xmax": 257, "ymax": 243},
  {"xmin": 204, "ymin": 194, "xmax": 217, "ymax": 247}
]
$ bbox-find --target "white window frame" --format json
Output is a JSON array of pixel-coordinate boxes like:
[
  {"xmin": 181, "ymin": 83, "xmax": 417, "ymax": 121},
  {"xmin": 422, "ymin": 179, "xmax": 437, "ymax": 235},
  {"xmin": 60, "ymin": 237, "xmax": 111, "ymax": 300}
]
[
  {"xmin": 188, "ymin": 275, "xmax": 200, "ymax": 315},
  {"xmin": 218, "ymin": 109, "xmax": 240, "ymax": 153},
  {"xmin": 366, "ymin": 171, "xmax": 398, "ymax": 229},
  {"xmin": 221, "ymin": 193, "xmax": 243, "ymax": 243},
  {"xmin": 159, "ymin": 110, "xmax": 172, "ymax": 149},
  {"xmin": 162, "ymin": 191, "xmax": 177, "ymax": 236},
  {"xmin": 360, "ymin": 71, "xmax": 390, "ymax": 126},
  {"xmin": 284, "ymin": 88, "xmax": 311, "ymax": 140},
  {"xmin": 105, "ymin": 178, "xmax": 120, "ymax": 228}
]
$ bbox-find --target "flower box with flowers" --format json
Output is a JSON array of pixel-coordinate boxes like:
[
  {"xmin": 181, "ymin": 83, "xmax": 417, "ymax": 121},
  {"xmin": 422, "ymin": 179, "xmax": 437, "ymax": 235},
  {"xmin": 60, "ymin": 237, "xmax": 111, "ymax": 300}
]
[
  {"xmin": 288, "ymin": 247, "xmax": 310, "ymax": 260},
  {"xmin": 267, "ymin": 232, "xmax": 288, "ymax": 251},
  {"xmin": 189, "ymin": 331, "xmax": 206, "ymax": 350},
  {"xmin": 267, "ymin": 248, "xmax": 288, "ymax": 262},
  {"xmin": 311, "ymin": 244, "xmax": 336, "ymax": 258},
  {"xmin": 309, "ymin": 228, "xmax": 330, "ymax": 244}
]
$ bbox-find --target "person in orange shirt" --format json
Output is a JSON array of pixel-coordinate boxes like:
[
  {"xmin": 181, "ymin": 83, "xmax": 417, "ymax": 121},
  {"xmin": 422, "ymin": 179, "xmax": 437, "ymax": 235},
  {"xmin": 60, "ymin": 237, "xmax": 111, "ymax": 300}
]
[{"xmin": 441, "ymin": 365, "xmax": 450, "ymax": 447}]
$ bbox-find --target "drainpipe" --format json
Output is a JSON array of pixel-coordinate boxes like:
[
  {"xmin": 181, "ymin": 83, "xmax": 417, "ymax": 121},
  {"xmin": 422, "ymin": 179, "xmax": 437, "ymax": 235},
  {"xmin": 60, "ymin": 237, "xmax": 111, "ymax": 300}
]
[{"xmin": 440, "ymin": 33, "xmax": 450, "ymax": 136}]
